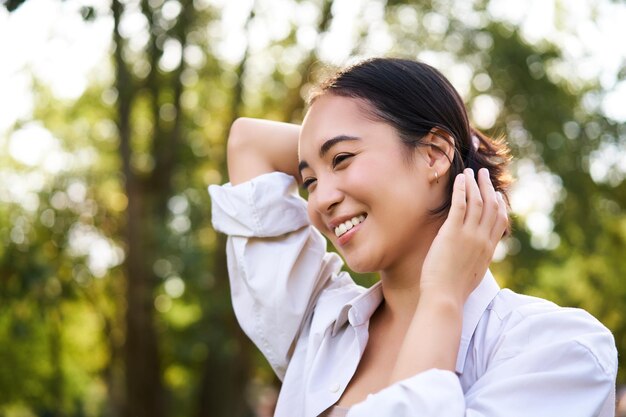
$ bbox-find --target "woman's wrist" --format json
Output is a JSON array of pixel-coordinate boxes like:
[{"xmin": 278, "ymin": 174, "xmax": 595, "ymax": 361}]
[
  {"xmin": 389, "ymin": 289, "xmax": 463, "ymax": 383},
  {"xmin": 418, "ymin": 279, "xmax": 467, "ymax": 311},
  {"xmin": 417, "ymin": 287, "xmax": 464, "ymax": 318}
]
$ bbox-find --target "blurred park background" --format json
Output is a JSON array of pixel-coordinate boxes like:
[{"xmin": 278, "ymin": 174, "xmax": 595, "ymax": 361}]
[{"xmin": 1, "ymin": 0, "xmax": 625, "ymax": 416}]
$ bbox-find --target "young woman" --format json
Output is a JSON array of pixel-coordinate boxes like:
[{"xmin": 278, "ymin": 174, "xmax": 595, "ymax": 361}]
[{"xmin": 209, "ymin": 58, "xmax": 617, "ymax": 417}]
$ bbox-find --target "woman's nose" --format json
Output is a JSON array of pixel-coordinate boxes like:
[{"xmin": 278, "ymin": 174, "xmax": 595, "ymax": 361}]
[{"xmin": 313, "ymin": 177, "xmax": 344, "ymax": 213}]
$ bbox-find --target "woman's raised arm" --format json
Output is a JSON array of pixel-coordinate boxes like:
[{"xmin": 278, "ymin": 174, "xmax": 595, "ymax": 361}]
[
  {"xmin": 227, "ymin": 117, "xmax": 301, "ymax": 185},
  {"xmin": 211, "ymin": 117, "xmax": 345, "ymax": 382}
]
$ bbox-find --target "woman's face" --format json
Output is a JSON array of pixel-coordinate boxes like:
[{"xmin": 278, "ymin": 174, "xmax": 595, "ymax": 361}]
[{"xmin": 298, "ymin": 95, "xmax": 444, "ymax": 274}]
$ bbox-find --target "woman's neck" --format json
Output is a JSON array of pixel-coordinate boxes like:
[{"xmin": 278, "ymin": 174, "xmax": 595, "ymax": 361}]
[
  {"xmin": 377, "ymin": 221, "xmax": 442, "ymax": 323},
  {"xmin": 378, "ymin": 262, "xmax": 423, "ymax": 326}
]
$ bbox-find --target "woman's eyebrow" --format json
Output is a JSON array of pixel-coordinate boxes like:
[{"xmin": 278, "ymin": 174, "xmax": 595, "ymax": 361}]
[
  {"xmin": 299, "ymin": 135, "xmax": 361, "ymax": 176},
  {"xmin": 319, "ymin": 135, "xmax": 360, "ymax": 158},
  {"xmin": 298, "ymin": 160, "xmax": 309, "ymax": 175}
]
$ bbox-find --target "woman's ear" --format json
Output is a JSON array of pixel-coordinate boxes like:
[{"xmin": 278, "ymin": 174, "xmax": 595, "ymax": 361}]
[{"xmin": 421, "ymin": 127, "xmax": 455, "ymax": 181}]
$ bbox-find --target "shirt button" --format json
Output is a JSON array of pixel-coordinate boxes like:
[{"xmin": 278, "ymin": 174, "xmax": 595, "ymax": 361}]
[{"xmin": 329, "ymin": 383, "xmax": 341, "ymax": 393}]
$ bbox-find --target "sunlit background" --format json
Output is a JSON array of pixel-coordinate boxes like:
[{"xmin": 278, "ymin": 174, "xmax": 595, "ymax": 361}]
[{"xmin": 1, "ymin": 0, "xmax": 625, "ymax": 416}]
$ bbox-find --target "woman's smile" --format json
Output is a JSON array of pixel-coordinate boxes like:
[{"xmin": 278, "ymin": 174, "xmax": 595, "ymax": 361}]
[
  {"xmin": 331, "ymin": 214, "xmax": 366, "ymax": 237},
  {"xmin": 333, "ymin": 214, "xmax": 367, "ymax": 246}
]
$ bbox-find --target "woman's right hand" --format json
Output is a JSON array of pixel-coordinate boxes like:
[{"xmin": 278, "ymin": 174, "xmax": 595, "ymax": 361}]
[{"xmin": 227, "ymin": 118, "xmax": 301, "ymax": 185}]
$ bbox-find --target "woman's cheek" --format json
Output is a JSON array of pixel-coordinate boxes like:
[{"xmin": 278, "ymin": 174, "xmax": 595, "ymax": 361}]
[{"xmin": 307, "ymin": 206, "xmax": 325, "ymax": 233}]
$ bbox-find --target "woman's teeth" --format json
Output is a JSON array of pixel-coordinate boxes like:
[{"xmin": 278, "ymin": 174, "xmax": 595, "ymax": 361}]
[{"xmin": 334, "ymin": 215, "xmax": 366, "ymax": 237}]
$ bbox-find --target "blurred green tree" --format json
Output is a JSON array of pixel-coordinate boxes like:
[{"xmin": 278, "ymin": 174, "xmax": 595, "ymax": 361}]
[{"xmin": 1, "ymin": 0, "xmax": 624, "ymax": 416}]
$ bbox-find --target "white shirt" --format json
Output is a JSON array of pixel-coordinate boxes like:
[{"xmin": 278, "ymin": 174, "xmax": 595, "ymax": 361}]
[{"xmin": 209, "ymin": 172, "xmax": 618, "ymax": 417}]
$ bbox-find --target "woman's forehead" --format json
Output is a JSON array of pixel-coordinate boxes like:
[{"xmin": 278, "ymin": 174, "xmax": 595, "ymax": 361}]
[
  {"xmin": 298, "ymin": 96, "xmax": 403, "ymax": 167},
  {"xmin": 300, "ymin": 96, "xmax": 372, "ymax": 148}
]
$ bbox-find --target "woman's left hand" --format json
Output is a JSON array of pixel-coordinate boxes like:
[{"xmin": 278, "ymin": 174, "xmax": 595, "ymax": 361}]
[
  {"xmin": 389, "ymin": 168, "xmax": 508, "ymax": 382},
  {"xmin": 419, "ymin": 167, "xmax": 508, "ymax": 306}
]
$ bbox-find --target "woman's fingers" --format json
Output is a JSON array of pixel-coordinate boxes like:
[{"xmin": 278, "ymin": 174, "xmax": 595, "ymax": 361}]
[
  {"xmin": 477, "ymin": 168, "xmax": 499, "ymax": 230},
  {"xmin": 447, "ymin": 173, "xmax": 467, "ymax": 226},
  {"xmin": 463, "ymin": 168, "xmax": 507, "ymax": 250},
  {"xmin": 490, "ymin": 191, "xmax": 509, "ymax": 242},
  {"xmin": 464, "ymin": 168, "xmax": 483, "ymax": 226},
  {"xmin": 449, "ymin": 167, "xmax": 507, "ymax": 245}
]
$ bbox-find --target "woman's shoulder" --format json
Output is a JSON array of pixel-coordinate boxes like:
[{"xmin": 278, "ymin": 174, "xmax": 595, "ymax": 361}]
[
  {"xmin": 490, "ymin": 288, "xmax": 610, "ymax": 332},
  {"xmin": 486, "ymin": 288, "xmax": 616, "ymax": 374}
]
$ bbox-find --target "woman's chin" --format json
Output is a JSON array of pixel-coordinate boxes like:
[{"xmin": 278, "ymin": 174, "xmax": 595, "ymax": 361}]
[{"xmin": 344, "ymin": 257, "xmax": 378, "ymax": 274}]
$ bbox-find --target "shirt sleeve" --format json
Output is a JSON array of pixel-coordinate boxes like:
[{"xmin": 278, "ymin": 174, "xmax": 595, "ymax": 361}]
[
  {"xmin": 209, "ymin": 172, "xmax": 344, "ymax": 381},
  {"xmin": 346, "ymin": 306, "xmax": 617, "ymax": 417}
]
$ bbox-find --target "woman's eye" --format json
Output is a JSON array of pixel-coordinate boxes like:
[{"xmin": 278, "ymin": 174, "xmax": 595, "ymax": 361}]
[
  {"xmin": 302, "ymin": 178, "xmax": 317, "ymax": 191},
  {"xmin": 332, "ymin": 153, "xmax": 353, "ymax": 168}
]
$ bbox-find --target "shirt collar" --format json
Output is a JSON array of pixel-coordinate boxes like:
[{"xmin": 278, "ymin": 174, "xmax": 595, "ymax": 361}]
[
  {"xmin": 331, "ymin": 271, "xmax": 500, "ymax": 374},
  {"xmin": 331, "ymin": 281, "xmax": 383, "ymax": 336},
  {"xmin": 455, "ymin": 269, "xmax": 500, "ymax": 374}
]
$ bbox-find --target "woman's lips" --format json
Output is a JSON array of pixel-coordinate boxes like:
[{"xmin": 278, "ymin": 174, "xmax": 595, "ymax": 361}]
[
  {"xmin": 333, "ymin": 214, "xmax": 366, "ymax": 237},
  {"xmin": 336, "ymin": 219, "xmax": 364, "ymax": 246}
]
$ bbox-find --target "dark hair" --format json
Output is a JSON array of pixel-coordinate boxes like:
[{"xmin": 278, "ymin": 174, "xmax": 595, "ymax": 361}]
[{"xmin": 310, "ymin": 57, "xmax": 512, "ymax": 219}]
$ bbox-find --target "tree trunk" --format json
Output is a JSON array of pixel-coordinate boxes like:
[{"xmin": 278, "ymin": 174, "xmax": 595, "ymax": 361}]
[
  {"xmin": 195, "ymin": 4, "xmax": 255, "ymax": 417},
  {"xmin": 112, "ymin": 2, "xmax": 165, "ymax": 417}
]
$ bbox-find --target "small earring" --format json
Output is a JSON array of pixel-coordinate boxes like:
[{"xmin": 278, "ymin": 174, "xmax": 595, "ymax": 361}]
[{"xmin": 434, "ymin": 171, "xmax": 439, "ymax": 184}]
